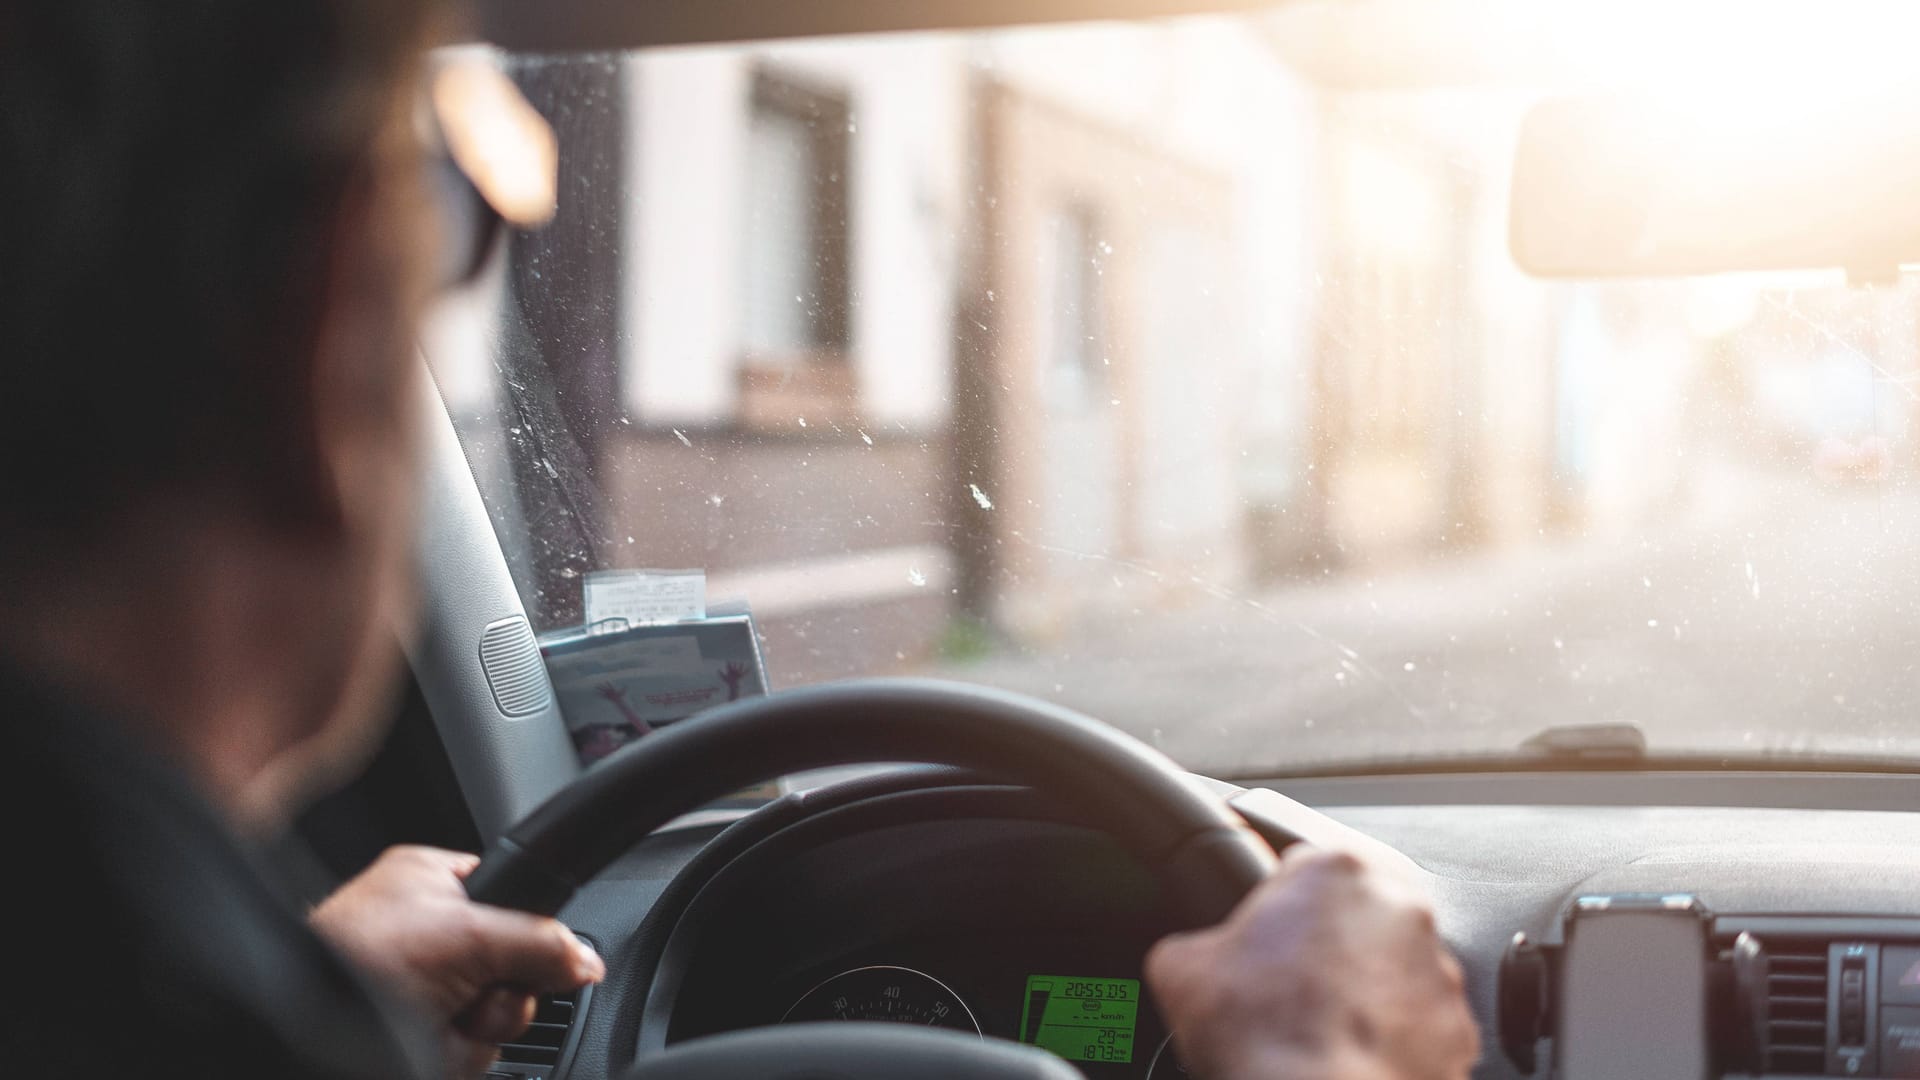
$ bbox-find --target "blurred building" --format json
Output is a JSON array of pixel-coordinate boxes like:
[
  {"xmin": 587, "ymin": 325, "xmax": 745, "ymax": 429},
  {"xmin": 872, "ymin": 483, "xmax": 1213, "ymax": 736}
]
[
  {"xmin": 955, "ymin": 24, "xmax": 1319, "ymax": 640},
  {"xmin": 573, "ymin": 27, "xmax": 1324, "ymax": 670},
  {"xmin": 431, "ymin": 24, "xmax": 1754, "ymax": 683},
  {"xmin": 1280, "ymin": 88, "xmax": 1719, "ymax": 565}
]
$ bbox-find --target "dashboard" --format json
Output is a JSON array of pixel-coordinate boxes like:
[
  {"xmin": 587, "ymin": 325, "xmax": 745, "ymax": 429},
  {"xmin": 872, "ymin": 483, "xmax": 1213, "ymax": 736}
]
[
  {"xmin": 695, "ymin": 942, "xmax": 1182, "ymax": 1075},
  {"xmin": 533, "ymin": 769, "xmax": 1920, "ymax": 1080},
  {"xmin": 639, "ymin": 784, "xmax": 1193, "ymax": 1078}
]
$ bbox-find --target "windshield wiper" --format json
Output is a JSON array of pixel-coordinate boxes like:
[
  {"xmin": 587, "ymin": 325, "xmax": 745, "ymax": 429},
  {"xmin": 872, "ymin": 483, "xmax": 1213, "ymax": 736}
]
[{"xmin": 1517, "ymin": 721, "xmax": 1648, "ymax": 762}]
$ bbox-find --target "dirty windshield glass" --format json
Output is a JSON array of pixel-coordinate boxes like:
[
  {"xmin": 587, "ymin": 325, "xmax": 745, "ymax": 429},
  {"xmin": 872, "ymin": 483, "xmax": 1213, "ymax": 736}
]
[{"xmin": 426, "ymin": 7, "xmax": 1920, "ymax": 776}]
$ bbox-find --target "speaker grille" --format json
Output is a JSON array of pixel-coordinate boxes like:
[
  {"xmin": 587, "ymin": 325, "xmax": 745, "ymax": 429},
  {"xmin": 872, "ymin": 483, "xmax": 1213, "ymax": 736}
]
[{"xmin": 478, "ymin": 616, "xmax": 553, "ymax": 717}]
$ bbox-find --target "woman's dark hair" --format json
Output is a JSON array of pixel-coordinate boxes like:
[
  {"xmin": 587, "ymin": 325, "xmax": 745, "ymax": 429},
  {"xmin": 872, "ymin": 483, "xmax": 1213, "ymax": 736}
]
[{"xmin": 0, "ymin": 0, "xmax": 434, "ymax": 538}]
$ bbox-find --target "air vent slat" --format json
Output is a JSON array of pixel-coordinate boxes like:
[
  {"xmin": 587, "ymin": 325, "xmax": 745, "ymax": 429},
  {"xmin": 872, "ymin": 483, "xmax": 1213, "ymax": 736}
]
[
  {"xmin": 1769, "ymin": 1019, "xmax": 1827, "ymax": 1034},
  {"xmin": 517, "ymin": 1022, "xmax": 569, "ymax": 1047},
  {"xmin": 498, "ymin": 988, "xmax": 584, "ymax": 1069},
  {"xmin": 1750, "ymin": 936, "xmax": 1831, "ymax": 1076}
]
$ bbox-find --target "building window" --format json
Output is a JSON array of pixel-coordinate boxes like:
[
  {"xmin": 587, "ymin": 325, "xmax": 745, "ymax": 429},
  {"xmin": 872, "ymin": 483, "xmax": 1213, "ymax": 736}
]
[
  {"xmin": 1043, "ymin": 205, "xmax": 1105, "ymax": 410},
  {"xmin": 741, "ymin": 70, "xmax": 852, "ymax": 364}
]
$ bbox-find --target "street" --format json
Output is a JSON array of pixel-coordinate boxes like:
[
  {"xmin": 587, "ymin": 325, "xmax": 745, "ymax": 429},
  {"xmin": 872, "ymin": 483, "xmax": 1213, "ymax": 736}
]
[{"xmin": 932, "ymin": 471, "xmax": 1920, "ymax": 776}]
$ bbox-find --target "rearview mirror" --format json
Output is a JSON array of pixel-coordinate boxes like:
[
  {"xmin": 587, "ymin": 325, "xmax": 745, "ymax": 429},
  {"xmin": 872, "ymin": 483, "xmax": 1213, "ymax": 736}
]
[{"xmin": 1509, "ymin": 90, "xmax": 1920, "ymax": 280}]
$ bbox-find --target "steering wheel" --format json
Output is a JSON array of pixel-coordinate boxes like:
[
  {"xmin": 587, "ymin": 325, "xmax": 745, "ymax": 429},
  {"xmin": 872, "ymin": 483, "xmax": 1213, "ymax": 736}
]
[{"xmin": 465, "ymin": 678, "xmax": 1279, "ymax": 1079}]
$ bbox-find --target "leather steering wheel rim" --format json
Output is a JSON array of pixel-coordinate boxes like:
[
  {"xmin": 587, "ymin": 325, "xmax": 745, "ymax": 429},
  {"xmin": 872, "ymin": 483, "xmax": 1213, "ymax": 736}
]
[
  {"xmin": 467, "ymin": 677, "xmax": 1276, "ymax": 924},
  {"xmin": 463, "ymin": 677, "xmax": 1279, "ymax": 1080}
]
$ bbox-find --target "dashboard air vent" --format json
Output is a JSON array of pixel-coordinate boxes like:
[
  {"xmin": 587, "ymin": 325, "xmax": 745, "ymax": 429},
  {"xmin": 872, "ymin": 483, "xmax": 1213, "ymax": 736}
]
[
  {"xmin": 497, "ymin": 988, "xmax": 585, "ymax": 1074},
  {"xmin": 1758, "ymin": 937, "xmax": 1829, "ymax": 1075}
]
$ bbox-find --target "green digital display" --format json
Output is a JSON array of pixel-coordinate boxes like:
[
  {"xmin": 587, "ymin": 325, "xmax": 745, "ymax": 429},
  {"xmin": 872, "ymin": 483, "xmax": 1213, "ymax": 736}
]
[{"xmin": 1019, "ymin": 975, "xmax": 1139, "ymax": 1065}]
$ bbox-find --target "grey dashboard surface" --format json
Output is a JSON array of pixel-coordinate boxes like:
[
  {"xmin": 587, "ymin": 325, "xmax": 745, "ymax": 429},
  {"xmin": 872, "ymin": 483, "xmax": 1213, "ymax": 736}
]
[
  {"xmin": 540, "ymin": 773, "xmax": 1920, "ymax": 1080},
  {"xmin": 1313, "ymin": 786, "xmax": 1920, "ymax": 1080},
  {"xmin": 1295, "ymin": 770, "xmax": 1920, "ymax": 914}
]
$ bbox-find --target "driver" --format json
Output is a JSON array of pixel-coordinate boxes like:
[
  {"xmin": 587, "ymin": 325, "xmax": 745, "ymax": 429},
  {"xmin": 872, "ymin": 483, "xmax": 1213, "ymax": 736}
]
[{"xmin": 0, "ymin": 2, "xmax": 1478, "ymax": 1079}]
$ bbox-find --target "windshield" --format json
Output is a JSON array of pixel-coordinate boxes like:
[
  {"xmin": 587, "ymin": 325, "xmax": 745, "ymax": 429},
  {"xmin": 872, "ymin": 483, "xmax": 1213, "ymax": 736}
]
[{"xmin": 426, "ymin": 6, "xmax": 1920, "ymax": 777}]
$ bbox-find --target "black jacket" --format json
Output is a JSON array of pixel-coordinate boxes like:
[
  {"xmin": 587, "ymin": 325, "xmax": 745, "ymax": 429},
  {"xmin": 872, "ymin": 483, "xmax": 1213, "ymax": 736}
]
[{"xmin": 0, "ymin": 663, "xmax": 439, "ymax": 1079}]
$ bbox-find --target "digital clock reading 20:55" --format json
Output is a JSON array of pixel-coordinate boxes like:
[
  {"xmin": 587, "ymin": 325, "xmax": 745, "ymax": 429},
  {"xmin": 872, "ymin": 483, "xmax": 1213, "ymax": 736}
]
[{"xmin": 1019, "ymin": 975, "xmax": 1140, "ymax": 1064}]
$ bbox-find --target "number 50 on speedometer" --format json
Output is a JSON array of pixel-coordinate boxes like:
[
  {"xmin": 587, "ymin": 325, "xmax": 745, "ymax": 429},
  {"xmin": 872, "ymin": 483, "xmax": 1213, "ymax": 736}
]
[{"xmin": 1019, "ymin": 975, "xmax": 1139, "ymax": 1064}]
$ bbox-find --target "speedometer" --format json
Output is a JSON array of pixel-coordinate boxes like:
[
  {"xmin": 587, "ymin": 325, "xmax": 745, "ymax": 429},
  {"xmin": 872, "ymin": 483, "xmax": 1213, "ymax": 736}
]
[
  {"xmin": 1145, "ymin": 1036, "xmax": 1190, "ymax": 1078},
  {"xmin": 781, "ymin": 965, "xmax": 982, "ymax": 1034}
]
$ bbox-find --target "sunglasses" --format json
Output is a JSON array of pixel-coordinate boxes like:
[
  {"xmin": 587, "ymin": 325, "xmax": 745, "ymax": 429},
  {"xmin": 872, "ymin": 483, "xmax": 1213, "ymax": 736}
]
[
  {"xmin": 424, "ymin": 56, "xmax": 558, "ymax": 290},
  {"xmin": 430, "ymin": 148, "xmax": 504, "ymax": 289}
]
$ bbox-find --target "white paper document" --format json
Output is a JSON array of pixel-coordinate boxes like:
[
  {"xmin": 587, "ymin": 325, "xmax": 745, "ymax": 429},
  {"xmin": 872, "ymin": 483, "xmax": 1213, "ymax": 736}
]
[{"xmin": 583, "ymin": 569, "xmax": 706, "ymax": 629}]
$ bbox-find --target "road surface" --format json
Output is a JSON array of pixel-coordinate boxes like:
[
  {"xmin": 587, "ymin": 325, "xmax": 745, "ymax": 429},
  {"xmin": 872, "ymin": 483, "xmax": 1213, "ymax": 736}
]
[{"xmin": 931, "ymin": 474, "xmax": 1920, "ymax": 776}]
